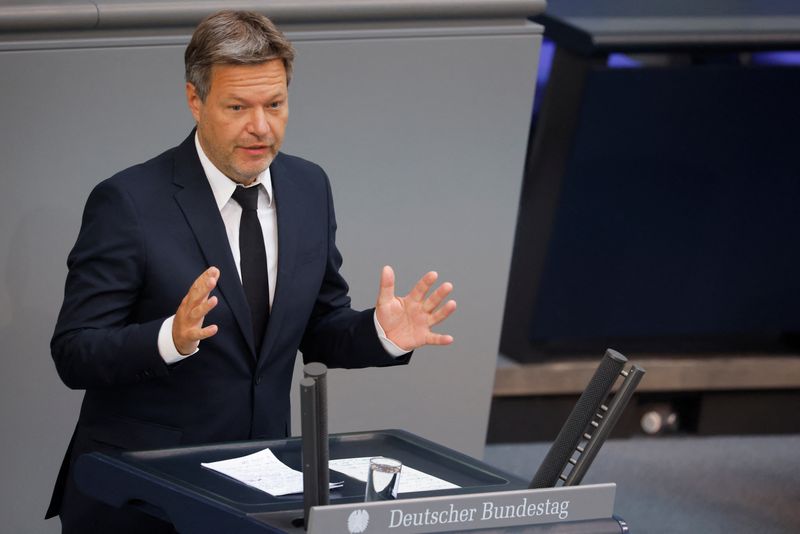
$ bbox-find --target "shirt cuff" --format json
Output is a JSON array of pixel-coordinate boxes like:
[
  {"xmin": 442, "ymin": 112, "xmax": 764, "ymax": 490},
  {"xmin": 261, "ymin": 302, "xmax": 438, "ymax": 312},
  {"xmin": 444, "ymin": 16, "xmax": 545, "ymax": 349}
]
[
  {"xmin": 158, "ymin": 315, "xmax": 197, "ymax": 364},
  {"xmin": 373, "ymin": 311, "xmax": 410, "ymax": 357}
]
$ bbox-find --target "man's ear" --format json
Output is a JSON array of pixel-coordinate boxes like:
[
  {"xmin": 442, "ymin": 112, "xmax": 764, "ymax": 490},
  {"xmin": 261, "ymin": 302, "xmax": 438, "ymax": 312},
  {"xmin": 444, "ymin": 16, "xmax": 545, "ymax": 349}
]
[{"xmin": 186, "ymin": 82, "xmax": 202, "ymax": 123}]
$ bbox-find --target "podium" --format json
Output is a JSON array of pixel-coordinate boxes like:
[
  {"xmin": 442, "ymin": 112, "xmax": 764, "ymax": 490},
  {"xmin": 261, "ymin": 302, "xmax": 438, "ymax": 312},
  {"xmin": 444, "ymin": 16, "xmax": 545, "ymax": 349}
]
[{"xmin": 74, "ymin": 429, "xmax": 626, "ymax": 533}]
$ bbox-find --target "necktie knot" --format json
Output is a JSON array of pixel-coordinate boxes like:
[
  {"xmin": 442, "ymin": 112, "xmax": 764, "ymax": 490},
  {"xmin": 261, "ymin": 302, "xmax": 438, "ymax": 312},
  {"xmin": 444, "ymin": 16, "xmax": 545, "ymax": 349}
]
[{"xmin": 232, "ymin": 185, "xmax": 260, "ymax": 211}]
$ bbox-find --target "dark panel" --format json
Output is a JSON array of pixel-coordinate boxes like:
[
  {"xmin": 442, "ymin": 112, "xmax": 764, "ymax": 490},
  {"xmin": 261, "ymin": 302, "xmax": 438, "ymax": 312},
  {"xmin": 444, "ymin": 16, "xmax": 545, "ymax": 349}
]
[
  {"xmin": 697, "ymin": 390, "xmax": 800, "ymax": 434},
  {"xmin": 487, "ymin": 395, "xmax": 642, "ymax": 443},
  {"xmin": 487, "ymin": 390, "xmax": 800, "ymax": 443},
  {"xmin": 503, "ymin": 63, "xmax": 800, "ymax": 361}
]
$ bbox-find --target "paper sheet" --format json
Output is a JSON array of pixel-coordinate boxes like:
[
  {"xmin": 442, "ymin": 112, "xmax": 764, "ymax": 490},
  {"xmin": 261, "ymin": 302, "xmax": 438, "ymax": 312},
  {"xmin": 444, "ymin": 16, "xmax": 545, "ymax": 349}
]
[
  {"xmin": 201, "ymin": 448, "xmax": 343, "ymax": 496},
  {"xmin": 329, "ymin": 456, "xmax": 460, "ymax": 494}
]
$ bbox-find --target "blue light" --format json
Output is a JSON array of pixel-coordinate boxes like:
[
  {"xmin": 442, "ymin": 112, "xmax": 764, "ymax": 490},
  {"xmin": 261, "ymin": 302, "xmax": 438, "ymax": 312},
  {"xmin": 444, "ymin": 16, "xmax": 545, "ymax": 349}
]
[
  {"xmin": 607, "ymin": 53, "xmax": 643, "ymax": 68},
  {"xmin": 532, "ymin": 39, "xmax": 557, "ymax": 115},
  {"xmin": 536, "ymin": 38, "xmax": 556, "ymax": 86},
  {"xmin": 751, "ymin": 51, "xmax": 800, "ymax": 66}
]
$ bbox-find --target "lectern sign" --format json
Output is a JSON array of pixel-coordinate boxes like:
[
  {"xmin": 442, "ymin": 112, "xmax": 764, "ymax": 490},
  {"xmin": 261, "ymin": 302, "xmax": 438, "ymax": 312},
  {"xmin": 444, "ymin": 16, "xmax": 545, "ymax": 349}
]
[{"xmin": 307, "ymin": 484, "xmax": 616, "ymax": 533}]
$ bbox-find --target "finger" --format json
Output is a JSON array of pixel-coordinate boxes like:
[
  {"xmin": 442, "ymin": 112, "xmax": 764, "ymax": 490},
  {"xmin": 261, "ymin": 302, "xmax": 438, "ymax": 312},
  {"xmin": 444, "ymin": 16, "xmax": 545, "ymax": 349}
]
[
  {"xmin": 188, "ymin": 295, "xmax": 218, "ymax": 322},
  {"xmin": 407, "ymin": 271, "xmax": 438, "ymax": 302},
  {"xmin": 422, "ymin": 281, "xmax": 453, "ymax": 313},
  {"xmin": 185, "ymin": 275, "xmax": 216, "ymax": 310},
  {"xmin": 376, "ymin": 265, "xmax": 396, "ymax": 306},
  {"xmin": 425, "ymin": 332, "xmax": 454, "ymax": 346},
  {"xmin": 192, "ymin": 323, "xmax": 218, "ymax": 341},
  {"xmin": 429, "ymin": 299, "xmax": 457, "ymax": 326},
  {"xmin": 187, "ymin": 267, "xmax": 219, "ymax": 305}
]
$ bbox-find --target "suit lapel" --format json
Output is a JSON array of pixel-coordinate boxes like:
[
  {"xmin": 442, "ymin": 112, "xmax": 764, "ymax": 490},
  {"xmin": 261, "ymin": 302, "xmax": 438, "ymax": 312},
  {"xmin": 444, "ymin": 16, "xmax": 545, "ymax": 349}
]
[
  {"xmin": 258, "ymin": 153, "xmax": 301, "ymax": 366},
  {"xmin": 171, "ymin": 133, "xmax": 256, "ymax": 357}
]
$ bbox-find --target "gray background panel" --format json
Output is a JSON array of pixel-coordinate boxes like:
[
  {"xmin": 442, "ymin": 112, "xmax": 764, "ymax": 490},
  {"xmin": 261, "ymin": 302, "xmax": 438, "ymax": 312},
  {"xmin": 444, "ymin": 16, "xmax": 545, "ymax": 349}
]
[
  {"xmin": 0, "ymin": 0, "xmax": 546, "ymax": 32},
  {"xmin": 0, "ymin": 17, "xmax": 540, "ymax": 534}
]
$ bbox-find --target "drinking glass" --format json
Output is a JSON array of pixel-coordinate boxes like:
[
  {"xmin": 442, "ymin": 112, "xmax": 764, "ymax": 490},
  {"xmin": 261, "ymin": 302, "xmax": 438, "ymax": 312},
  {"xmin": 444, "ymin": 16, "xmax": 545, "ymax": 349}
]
[{"xmin": 364, "ymin": 457, "xmax": 402, "ymax": 501}]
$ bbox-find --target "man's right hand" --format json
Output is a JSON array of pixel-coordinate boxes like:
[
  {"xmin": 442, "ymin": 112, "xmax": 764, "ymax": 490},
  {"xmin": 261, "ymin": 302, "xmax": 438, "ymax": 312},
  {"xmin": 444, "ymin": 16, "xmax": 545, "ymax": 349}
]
[{"xmin": 173, "ymin": 267, "xmax": 220, "ymax": 355}]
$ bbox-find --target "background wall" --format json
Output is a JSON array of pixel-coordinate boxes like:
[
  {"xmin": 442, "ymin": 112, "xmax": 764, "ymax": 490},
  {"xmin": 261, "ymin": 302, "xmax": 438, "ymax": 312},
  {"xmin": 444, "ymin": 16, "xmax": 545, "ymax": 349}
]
[{"xmin": 0, "ymin": 6, "xmax": 541, "ymax": 533}]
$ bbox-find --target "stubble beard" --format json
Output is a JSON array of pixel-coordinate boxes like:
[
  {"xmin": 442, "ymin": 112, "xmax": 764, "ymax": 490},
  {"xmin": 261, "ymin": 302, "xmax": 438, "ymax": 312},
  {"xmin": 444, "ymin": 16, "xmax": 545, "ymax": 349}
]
[{"xmin": 217, "ymin": 146, "xmax": 274, "ymax": 186}]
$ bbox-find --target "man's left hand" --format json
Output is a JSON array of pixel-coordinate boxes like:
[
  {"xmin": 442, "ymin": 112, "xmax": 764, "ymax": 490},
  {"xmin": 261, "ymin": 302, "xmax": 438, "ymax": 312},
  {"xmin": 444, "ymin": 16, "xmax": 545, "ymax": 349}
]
[{"xmin": 375, "ymin": 265, "xmax": 457, "ymax": 352}]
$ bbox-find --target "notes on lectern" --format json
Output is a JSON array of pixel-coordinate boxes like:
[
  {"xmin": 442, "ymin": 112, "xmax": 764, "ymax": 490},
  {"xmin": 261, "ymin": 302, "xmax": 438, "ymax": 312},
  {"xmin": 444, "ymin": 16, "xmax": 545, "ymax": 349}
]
[
  {"xmin": 201, "ymin": 448, "xmax": 343, "ymax": 496},
  {"xmin": 201, "ymin": 448, "xmax": 459, "ymax": 496}
]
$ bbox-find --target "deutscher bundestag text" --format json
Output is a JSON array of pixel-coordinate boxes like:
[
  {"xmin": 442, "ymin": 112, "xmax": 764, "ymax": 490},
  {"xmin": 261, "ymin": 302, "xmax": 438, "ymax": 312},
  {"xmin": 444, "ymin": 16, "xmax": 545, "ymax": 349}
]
[{"xmin": 389, "ymin": 498, "xmax": 570, "ymax": 528}]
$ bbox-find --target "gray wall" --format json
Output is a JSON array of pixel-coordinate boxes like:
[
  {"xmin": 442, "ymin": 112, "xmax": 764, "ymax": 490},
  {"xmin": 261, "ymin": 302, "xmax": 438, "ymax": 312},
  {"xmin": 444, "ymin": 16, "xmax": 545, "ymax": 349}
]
[{"xmin": 0, "ymin": 7, "xmax": 541, "ymax": 533}]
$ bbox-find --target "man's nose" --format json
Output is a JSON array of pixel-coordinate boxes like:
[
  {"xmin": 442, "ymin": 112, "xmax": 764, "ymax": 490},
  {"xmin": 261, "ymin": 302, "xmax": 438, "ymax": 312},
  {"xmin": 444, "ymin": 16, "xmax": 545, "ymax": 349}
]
[{"xmin": 248, "ymin": 108, "xmax": 271, "ymax": 137}]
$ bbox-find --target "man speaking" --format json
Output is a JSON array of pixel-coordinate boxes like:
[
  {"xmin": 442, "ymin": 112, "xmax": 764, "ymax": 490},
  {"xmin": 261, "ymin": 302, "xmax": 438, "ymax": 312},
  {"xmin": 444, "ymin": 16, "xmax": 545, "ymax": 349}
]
[{"xmin": 46, "ymin": 10, "xmax": 456, "ymax": 533}]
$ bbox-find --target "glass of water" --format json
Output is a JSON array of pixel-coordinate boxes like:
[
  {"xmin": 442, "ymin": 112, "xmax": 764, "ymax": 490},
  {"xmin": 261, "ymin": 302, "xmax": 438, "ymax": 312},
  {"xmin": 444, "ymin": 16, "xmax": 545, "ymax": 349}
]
[{"xmin": 364, "ymin": 457, "xmax": 402, "ymax": 502}]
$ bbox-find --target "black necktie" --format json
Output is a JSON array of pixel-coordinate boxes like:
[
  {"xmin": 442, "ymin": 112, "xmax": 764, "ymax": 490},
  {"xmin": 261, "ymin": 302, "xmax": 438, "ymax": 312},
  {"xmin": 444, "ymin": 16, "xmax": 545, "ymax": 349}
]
[{"xmin": 231, "ymin": 185, "xmax": 269, "ymax": 353}]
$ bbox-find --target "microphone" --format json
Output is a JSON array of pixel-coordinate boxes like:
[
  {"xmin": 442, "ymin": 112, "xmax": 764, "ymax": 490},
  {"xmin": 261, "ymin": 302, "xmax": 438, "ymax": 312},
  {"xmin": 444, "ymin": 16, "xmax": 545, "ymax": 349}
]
[
  {"xmin": 530, "ymin": 349, "xmax": 642, "ymax": 488},
  {"xmin": 300, "ymin": 362, "xmax": 330, "ymax": 529}
]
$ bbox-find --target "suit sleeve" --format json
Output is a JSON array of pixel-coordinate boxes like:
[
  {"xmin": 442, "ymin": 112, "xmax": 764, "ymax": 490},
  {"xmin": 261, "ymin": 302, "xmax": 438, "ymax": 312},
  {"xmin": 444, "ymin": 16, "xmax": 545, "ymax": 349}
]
[
  {"xmin": 51, "ymin": 180, "xmax": 169, "ymax": 389},
  {"xmin": 298, "ymin": 170, "xmax": 411, "ymax": 369}
]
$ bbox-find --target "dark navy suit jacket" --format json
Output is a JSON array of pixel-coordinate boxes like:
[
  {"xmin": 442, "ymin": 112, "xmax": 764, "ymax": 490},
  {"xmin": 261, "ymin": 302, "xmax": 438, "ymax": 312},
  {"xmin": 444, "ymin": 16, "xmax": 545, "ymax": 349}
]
[{"xmin": 47, "ymin": 131, "xmax": 408, "ymax": 519}]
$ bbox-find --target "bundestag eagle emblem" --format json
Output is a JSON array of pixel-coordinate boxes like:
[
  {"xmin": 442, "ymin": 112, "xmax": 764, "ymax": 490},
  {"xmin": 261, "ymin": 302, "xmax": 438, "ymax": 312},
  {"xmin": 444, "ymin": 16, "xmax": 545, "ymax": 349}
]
[{"xmin": 347, "ymin": 509, "xmax": 370, "ymax": 533}]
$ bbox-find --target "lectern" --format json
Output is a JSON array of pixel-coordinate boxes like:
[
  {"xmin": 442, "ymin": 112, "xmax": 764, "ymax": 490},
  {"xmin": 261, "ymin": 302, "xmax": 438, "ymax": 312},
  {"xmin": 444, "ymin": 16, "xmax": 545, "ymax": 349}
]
[
  {"xmin": 76, "ymin": 353, "xmax": 640, "ymax": 533},
  {"xmin": 75, "ymin": 430, "xmax": 626, "ymax": 533}
]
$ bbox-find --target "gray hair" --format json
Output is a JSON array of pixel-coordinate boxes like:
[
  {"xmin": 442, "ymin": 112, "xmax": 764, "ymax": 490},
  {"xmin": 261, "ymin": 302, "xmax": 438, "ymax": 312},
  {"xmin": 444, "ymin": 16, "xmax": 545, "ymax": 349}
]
[{"xmin": 185, "ymin": 10, "xmax": 296, "ymax": 101}]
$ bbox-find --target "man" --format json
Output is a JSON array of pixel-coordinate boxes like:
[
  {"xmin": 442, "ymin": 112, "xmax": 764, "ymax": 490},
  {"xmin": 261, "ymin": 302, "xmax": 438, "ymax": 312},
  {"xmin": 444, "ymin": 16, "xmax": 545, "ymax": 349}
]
[{"xmin": 46, "ymin": 10, "xmax": 455, "ymax": 533}]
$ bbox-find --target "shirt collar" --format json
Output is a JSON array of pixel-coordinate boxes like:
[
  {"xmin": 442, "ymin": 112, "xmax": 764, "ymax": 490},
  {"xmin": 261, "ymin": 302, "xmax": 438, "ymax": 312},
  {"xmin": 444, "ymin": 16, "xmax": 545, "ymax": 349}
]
[{"xmin": 194, "ymin": 132, "xmax": 274, "ymax": 211}]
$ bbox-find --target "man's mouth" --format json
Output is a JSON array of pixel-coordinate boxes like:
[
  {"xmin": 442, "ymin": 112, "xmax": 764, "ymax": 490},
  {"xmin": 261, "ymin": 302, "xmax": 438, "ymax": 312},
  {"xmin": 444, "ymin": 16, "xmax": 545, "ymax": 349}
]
[{"xmin": 240, "ymin": 145, "xmax": 270, "ymax": 155}]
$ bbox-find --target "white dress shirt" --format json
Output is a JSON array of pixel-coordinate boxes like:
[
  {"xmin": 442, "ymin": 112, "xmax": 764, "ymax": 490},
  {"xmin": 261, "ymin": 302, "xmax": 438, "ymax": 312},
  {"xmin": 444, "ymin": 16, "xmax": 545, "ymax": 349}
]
[{"xmin": 157, "ymin": 135, "xmax": 406, "ymax": 363}]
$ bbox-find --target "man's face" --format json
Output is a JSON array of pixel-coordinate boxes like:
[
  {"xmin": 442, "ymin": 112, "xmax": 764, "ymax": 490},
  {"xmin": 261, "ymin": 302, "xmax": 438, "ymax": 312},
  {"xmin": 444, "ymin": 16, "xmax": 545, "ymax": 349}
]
[{"xmin": 187, "ymin": 59, "xmax": 289, "ymax": 185}]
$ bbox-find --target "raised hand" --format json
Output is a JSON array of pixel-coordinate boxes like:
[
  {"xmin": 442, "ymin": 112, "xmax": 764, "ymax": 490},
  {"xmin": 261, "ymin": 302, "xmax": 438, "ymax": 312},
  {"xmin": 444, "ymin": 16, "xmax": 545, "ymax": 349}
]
[
  {"xmin": 375, "ymin": 265, "xmax": 456, "ymax": 351},
  {"xmin": 172, "ymin": 267, "xmax": 220, "ymax": 355}
]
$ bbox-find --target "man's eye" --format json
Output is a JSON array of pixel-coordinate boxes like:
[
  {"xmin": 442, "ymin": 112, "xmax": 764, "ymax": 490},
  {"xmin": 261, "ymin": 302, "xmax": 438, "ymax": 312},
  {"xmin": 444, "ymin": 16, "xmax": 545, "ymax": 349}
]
[
  {"xmin": 270, "ymin": 101, "xmax": 282, "ymax": 109},
  {"xmin": 230, "ymin": 105, "xmax": 243, "ymax": 111}
]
